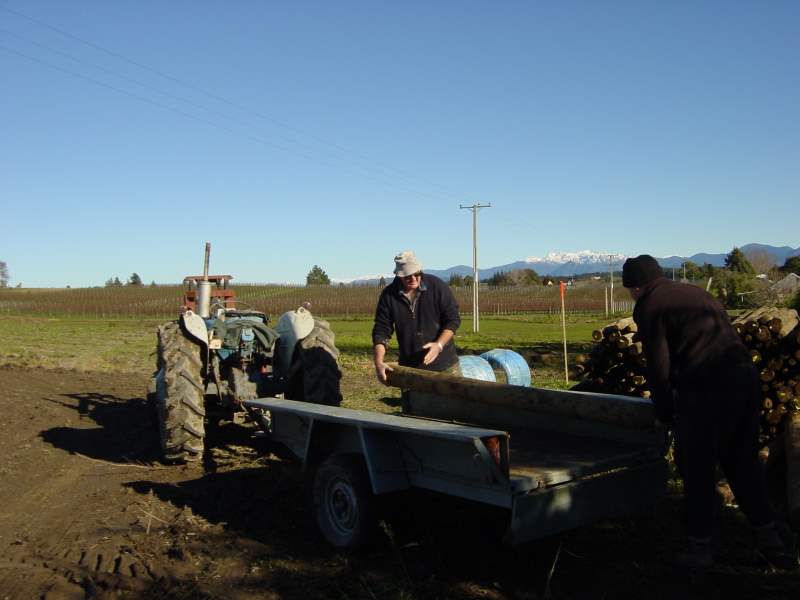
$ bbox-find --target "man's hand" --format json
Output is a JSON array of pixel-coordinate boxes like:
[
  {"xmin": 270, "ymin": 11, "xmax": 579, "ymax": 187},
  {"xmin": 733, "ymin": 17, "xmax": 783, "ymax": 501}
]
[
  {"xmin": 422, "ymin": 341, "xmax": 443, "ymax": 366},
  {"xmin": 654, "ymin": 417, "xmax": 674, "ymax": 431},
  {"xmin": 374, "ymin": 361, "xmax": 394, "ymax": 385}
]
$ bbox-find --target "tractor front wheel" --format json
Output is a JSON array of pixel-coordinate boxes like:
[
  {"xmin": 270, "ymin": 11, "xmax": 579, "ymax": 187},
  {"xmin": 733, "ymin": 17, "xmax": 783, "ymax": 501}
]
[{"xmin": 285, "ymin": 318, "xmax": 342, "ymax": 406}]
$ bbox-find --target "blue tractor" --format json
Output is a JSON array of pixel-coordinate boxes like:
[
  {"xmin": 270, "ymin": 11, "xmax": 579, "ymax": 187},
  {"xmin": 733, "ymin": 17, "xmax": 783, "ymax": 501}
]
[{"xmin": 148, "ymin": 243, "xmax": 341, "ymax": 462}]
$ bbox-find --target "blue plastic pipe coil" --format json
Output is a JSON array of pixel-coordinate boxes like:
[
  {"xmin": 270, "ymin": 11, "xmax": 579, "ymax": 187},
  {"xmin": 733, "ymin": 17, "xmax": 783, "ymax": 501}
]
[
  {"xmin": 479, "ymin": 349, "xmax": 532, "ymax": 387},
  {"xmin": 457, "ymin": 355, "xmax": 496, "ymax": 382}
]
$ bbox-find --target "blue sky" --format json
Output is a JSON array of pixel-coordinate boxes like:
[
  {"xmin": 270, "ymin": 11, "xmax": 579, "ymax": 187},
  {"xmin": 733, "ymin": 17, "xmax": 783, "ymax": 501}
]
[{"xmin": 1, "ymin": 1, "xmax": 798, "ymax": 287}]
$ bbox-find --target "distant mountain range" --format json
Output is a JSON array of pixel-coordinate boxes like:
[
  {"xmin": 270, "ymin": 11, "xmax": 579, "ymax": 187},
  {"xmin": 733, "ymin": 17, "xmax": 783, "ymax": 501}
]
[{"xmin": 338, "ymin": 243, "xmax": 799, "ymax": 284}]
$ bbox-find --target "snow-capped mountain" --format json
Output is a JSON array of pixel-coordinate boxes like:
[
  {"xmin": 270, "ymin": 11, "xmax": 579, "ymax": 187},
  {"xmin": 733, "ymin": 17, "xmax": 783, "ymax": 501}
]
[
  {"xmin": 338, "ymin": 244, "xmax": 799, "ymax": 284},
  {"xmin": 525, "ymin": 250, "xmax": 627, "ymax": 267}
]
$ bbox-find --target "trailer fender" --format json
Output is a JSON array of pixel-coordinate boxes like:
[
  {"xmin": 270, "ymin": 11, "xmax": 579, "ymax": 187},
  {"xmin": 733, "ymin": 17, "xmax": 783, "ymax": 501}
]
[{"xmin": 303, "ymin": 421, "xmax": 411, "ymax": 495}]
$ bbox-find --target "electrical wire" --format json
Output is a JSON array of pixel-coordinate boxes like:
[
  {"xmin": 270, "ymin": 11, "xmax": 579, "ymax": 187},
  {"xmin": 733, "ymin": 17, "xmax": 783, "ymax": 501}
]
[
  {"xmin": 0, "ymin": 43, "xmax": 461, "ymax": 204},
  {"xmin": 0, "ymin": 4, "xmax": 468, "ymax": 203},
  {"xmin": 0, "ymin": 28, "xmax": 362, "ymax": 166}
]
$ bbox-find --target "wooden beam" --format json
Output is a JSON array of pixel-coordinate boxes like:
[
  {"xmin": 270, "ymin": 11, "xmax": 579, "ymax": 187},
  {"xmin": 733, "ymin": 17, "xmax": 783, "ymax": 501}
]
[{"xmin": 385, "ymin": 364, "xmax": 654, "ymax": 430}]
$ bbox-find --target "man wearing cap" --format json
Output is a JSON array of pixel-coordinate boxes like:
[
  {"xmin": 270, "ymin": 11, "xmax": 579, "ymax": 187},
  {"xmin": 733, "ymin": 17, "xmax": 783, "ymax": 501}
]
[
  {"xmin": 372, "ymin": 251, "xmax": 461, "ymax": 383},
  {"xmin": 622, "ymin": 254, "xmax": 796, "ymax": 569}
]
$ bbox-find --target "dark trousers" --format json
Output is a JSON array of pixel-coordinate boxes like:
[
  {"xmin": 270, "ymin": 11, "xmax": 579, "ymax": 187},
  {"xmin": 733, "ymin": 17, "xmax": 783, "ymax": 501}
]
[{"xmin": 674, "ymin": 363, "xmax": 774, "ymax": 539}]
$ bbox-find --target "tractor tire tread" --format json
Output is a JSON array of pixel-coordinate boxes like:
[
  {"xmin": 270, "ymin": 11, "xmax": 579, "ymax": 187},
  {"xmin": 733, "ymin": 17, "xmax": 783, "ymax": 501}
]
[
  {"xmin": 155, "ymin": 321, "xmax": 206, "ymax": 463},
  {"xmin": 285, "ymin": 319, "xmax": 342, "ymax": 407}
]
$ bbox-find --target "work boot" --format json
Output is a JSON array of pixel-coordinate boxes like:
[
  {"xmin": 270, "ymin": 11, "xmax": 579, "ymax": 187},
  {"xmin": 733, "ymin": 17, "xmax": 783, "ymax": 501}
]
[
  {"xmin": 673, "ymin": 537, "xmax": 714, "ymax": 569},
  {"xmin": 755, "ymin": 522, "xmax": 799, "ymax": 570}
]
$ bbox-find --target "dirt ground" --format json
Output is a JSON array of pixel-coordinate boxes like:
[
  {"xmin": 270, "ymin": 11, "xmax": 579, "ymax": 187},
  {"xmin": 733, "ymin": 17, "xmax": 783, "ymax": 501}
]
[{"xmin": 1, "ymin": 367, "xmax": 800, "ymax": 600}]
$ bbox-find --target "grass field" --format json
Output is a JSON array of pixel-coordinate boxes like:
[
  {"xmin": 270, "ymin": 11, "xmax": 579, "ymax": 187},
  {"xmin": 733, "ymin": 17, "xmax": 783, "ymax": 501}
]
[{"xmin": 0, "ymin": 313, "xmax": 615, "ymax": 410}]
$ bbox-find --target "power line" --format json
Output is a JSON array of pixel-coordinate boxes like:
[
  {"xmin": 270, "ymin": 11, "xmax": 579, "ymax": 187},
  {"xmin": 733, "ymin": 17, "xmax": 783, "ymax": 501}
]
[
  {"xmin": 0, "ymin": 28, "xmax": 365, "ymax": 170},
  {"xmin": 0, "ymin": 44, "xmax": 311, "ymax": 157},
  {"xmin": 0, "ymin": 43, "xmax": 460, "ymax": 204},
  {"xmin": 0, "ymin": 29, "xmax": 458, "ymax": 202},
  {"xmin": 0, "ymin": 4, "xmax": 466, "ymax": 202}
]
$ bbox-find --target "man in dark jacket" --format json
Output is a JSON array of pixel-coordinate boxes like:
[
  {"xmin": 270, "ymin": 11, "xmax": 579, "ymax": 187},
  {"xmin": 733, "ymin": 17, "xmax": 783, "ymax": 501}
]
[
  {"xmin": 622, "ymin": 254, "xmax": 796, "ymax": 569},
  {"xmin": 372, "ymin": 250, "xmax": 461, "ymax": 383}
]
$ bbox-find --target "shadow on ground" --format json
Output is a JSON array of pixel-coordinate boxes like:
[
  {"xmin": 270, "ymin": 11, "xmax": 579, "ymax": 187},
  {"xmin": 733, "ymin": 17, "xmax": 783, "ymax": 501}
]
[{"xmin": 40, "ymin": 391, "xmax": 161, "ymax": 464}]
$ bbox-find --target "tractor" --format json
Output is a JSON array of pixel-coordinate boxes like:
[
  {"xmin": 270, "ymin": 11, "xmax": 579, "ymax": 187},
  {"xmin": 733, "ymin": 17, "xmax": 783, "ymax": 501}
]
[{"xmin": 148, "ymin": 243, "xmax": 342, "ymax": 463}]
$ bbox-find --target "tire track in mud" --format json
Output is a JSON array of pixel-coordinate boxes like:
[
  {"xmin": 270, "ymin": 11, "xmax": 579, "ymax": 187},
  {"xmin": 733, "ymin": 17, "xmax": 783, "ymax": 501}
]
[
  {"xmin": 0, "ymin": 368, "xmax": 294, "ymax": 600},
  {"xmin": 0, "ymin": 369, "xmax": 173, "ymax": 599}
]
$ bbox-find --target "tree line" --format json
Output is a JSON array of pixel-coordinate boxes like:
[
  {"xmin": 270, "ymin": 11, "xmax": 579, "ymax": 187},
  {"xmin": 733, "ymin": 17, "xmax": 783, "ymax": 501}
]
[
  {"xmin": 104, "ymin": 273, "xmax": 156, "ymax": 287},
  {"xmin": 448, "ymin": 268, "xmax": 544, "ymax": 287}
]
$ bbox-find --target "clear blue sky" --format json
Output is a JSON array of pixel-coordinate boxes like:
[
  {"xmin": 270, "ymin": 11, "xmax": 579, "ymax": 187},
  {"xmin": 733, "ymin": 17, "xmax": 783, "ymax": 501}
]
[{"xmin": 2, "ymin": 1, "xmax": 798, "ymax": 287}]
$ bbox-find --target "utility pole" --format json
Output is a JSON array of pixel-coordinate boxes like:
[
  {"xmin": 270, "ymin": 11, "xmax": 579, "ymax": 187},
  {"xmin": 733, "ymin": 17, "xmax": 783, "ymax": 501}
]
[
  {"xmin": 609, "ymin": 255, "xmax": 614, "ymax": 315},
  {"xmin": 460, "ymin": 202, "xmax": 492, "ymax": 332}
]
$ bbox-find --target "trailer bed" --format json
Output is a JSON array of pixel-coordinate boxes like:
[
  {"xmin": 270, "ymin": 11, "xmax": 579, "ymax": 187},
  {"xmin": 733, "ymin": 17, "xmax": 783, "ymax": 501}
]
[
  {"xmin": 506, "ymin": 426, "xmax": 659, "ymax": 489},
  {"xmin": 244, "ymin": 367, "xmax": 667, "ymax": 546}
]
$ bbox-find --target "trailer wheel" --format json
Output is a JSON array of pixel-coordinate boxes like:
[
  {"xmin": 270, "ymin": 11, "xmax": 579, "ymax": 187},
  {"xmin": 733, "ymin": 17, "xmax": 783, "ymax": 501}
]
[{"xmin": 313, "ymin": 454, "xmax": 377, "ymax": 549}]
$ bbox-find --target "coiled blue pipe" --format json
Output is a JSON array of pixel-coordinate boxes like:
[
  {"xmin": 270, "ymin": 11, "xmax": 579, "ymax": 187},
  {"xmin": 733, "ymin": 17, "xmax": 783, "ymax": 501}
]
[
  {"xmin": 479, "ymin": 349, "xmax": 532, "ymax": 387},
  {"xmin": 457, "ymin": 355, "xmax": 496, "ymax": 382}
]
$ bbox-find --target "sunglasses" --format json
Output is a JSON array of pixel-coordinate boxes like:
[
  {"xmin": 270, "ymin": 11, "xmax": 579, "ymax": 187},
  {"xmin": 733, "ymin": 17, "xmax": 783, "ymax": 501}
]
[{"xmin": 402, "ymin": 272, "xmax": 422, "ymax": 280}]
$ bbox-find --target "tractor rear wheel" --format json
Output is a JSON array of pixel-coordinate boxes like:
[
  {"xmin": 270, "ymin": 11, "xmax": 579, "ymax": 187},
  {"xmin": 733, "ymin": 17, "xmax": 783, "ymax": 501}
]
[
  {"xmin": 155, "ymin": 321, "xmax": 206, "ymax": 462},
  {"xmin": 285, "ymin": 318, "xmax": 342, "ymax": 407}
]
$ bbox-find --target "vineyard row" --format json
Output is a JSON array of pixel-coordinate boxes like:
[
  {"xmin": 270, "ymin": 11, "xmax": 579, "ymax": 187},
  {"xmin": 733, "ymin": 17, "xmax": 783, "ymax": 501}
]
[{"xmin": 0, "ymin": 284, "xmax": 634, "ymax": 319}]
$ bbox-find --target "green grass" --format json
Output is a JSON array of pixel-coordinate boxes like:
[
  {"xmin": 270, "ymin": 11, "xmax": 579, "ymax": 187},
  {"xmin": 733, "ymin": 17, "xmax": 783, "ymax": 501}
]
[
  {"xmin": 0, "ymin": 316, "xmax": 162, "ymax": 373},
  {"xmin": 326, "ymin": 313, "xmax": 603, "ymax": 352},
  {"xmin": 330, "ymin": 313, "xmax": 607, "ymax": 388},
  {"xmin": 0, "ymin": 313, "xmax": 619, "ymax": 401}
]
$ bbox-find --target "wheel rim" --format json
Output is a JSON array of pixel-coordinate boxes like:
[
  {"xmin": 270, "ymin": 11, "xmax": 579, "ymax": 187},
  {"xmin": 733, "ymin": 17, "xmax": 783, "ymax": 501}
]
[{"xmin": 325, "ymin": 477, "xmax": 358, "ymax": 537}]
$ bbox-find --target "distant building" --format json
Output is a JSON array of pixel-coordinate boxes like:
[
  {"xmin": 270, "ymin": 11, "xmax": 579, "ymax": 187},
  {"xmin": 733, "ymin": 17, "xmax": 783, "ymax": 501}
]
[{"xmin": 770, "ymin": 273, "xmax": 800, "ymax": 298}]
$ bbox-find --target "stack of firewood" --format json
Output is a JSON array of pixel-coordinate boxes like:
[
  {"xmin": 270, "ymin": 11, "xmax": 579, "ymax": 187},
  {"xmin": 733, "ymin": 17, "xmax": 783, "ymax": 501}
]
[
  {"xmin": 732, "ymin": 307, "xmax": 800, "ymax": 446},
  {"xmin": 574, "ymin": 308, "xmax": 800, "ymax": 445},
  {"xmin": 573, "ymin": 317, "xmax": 650, "ymax": 398},
  {"xmin": 574, "ymin": 308, "xmax": 800, "ymax": 525},
  {"xmin": 718, "ymin": 307, "xmax": 800, "ymax": 525}
]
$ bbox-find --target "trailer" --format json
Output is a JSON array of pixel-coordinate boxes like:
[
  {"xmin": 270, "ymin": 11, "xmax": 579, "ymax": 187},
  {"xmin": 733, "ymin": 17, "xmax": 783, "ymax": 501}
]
[{"xmin": 244, "ymin": 364, "xmax": 668, "ymax": 549}]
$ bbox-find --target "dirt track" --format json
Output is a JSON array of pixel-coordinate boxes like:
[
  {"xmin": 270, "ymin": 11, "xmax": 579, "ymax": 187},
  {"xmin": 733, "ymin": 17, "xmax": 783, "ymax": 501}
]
[
  {"xmin": 2, "ymin": 367, "xmax": 800, "ymax": 600},
  {"xmin": 0, "ymin": 368, "xmax": 339, "ymax": 599}
]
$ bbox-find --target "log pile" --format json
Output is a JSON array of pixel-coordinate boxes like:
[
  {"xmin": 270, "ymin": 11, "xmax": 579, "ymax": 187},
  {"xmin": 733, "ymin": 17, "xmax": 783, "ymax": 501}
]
[
  {"xmin": 731, "ymin": 307, "xmax": 800, "ymax": 447},
  {"xmin": 573, "ymin": 317, "xmax": 650, "ymax": 398},
  {"xmin": 573, "ymin": 308, "xmax": 800, "ymax": 446},
  {"xmin": 574, "ymin": 307, "xmax": 800, "ymax": 525}
]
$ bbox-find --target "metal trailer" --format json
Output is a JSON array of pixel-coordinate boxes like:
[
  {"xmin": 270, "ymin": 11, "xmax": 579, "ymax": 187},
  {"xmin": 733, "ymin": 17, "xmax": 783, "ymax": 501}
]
[{"xmin": 244, "ymin": 366, "xmax": 667, "ymax": 549}]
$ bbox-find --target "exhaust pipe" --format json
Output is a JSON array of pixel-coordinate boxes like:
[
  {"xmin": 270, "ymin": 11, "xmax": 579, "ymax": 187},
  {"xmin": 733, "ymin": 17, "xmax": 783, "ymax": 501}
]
[{"xmin": 196, "ymin": 242, "xmax": 212, "ymax": 318}]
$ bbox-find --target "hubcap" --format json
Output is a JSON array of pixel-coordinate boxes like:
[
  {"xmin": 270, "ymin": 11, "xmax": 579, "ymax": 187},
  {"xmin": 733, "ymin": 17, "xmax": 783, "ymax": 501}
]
[{"xmin": 326, "ymin": 478, "xmax": 358, "ymax": 536}]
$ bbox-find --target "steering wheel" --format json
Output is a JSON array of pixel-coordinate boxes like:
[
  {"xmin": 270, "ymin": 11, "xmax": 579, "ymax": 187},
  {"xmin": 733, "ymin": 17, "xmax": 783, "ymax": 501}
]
[{"xmin": 209, "ymin": 300, "xmax": 255, "ymax": 313}]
